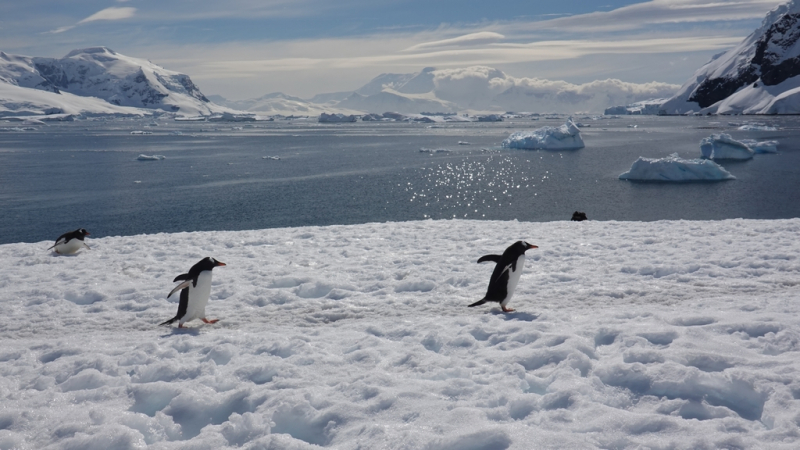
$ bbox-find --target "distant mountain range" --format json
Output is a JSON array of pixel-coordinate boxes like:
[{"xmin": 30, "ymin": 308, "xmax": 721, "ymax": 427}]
[
  {"xmin": 214, "ymin": 66, "xmax": 680, "ymax": 116},
  {"xmin": 661, "ymin": 0, "xmax": 800, "ymax": 114}
]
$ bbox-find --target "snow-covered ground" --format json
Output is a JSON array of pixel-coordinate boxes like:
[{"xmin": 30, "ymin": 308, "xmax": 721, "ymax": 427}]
[{"xmin": 1, "ymin": 219, "xmax": 799, "ymax": 449}]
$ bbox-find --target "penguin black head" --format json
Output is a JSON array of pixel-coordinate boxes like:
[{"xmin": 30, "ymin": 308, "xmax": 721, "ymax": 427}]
[
  {"xmin": 76, "ymin": 229, "xmax": 90, "ymax": 239},
  {"xmin": 513, "ymin": 241, "xmax": 538, "ymax": 254},
  {"xmin": 194, "ymin": 257, "xmax": 227, "ymax": 272}
]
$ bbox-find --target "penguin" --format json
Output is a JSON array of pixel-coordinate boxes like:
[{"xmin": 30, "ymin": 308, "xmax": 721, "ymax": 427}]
[
  {"xmin": 48, "ymin": 228, "xmax": 90, "ymax": 254},
  {"xmin": 469, "ymin": 241, "xmax": 538, "ymax": 312},
  {"xmin": 160, "ymin": 257, "xmax": 226, "ymax": 328}
]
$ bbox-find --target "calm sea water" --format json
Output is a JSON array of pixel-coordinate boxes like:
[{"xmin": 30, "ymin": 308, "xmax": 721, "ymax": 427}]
[{"xmin": 1, "ymin": 115, "xmax": 798, "ymax": 245}]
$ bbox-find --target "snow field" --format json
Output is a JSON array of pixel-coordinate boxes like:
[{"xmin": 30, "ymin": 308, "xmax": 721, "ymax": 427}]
[{"xmin": 1, "ymin": 219, "xmax": 799, "ymax": 449}]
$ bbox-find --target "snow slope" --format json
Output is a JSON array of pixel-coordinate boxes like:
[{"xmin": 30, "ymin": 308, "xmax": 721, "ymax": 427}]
[
  {"xmin": 0, "ymin": 48, "xmax": 232, "ymax": 117},
  {"xmin": 0, "ymin": 82, "xmax": 149, "ymax": 118},
  {"xmin": 661, "ymin": 0, "xmax": 800, "ymax": 115},
  {"xmin": 1, "ymin": 219, "xmax": 799, "ymax": 449}
]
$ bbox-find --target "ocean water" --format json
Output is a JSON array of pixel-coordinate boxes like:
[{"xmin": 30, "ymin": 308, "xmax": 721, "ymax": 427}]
[{"xmin": 0, "ymin": 115, "xmax": 798, "ymax": 245}]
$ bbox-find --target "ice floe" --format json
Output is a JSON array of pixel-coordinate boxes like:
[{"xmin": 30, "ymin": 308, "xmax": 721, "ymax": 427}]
[
  {"xmin": 137, "ymin": 154, "xmax": 166, "ymax": 161},
  {"xmin": 700, "ymin": 134, "xmax": 754, "ymax": 160},
  {"xmin": 620, "ymin": 153, "xmax": 735, "ymax": 181},
  {"xmin": 502, "ymin": 118, "xmax": 585, "ymax": 150}
]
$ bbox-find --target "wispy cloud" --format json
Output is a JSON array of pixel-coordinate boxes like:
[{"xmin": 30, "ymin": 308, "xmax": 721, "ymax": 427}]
[
  {"xmin": 509, "ymin": 0, "xmax": 782, "ymax": 33},
  {"xmin": 78, "ymin": 7, "xmax": 136, "ymax": 24},
  {"xmin": 48, "ymin": 7, "xmax": 136, "ymax": 34},
  {"xmin": 404, "ymin": 32, "xmax": 505, "ymax": 52}
]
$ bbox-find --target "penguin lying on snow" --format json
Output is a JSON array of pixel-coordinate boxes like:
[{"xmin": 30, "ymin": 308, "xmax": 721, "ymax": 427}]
[
  {"xmin": 160, "ymin": 257, "xmax": 226, "ymax": 328},
  {"xmin": 48, "ymin": 229, "xmax": 90, "ymax": 254},
  {"xmin": 469, "ymin": 241, "xmax": 538, "ymax": 312}
]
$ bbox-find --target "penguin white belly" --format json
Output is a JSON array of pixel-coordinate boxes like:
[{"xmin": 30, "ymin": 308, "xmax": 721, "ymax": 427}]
[
  {"xmin": 55, "ymin": 239, "xmax": 83, "ymax": 254},
  {"xmin": 501, "ymin": 255, "xmax": 526, "ymax": 307},
  {"xmin": 181, "ymin": 271, "xmax": 213, "ymax": 324}
]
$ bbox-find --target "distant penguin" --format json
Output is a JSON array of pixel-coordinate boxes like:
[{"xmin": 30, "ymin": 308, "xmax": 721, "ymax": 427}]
[
  {"xmin": 48, "ymin": 228, "xmax": 90, "ymax": 254},
  {"xmin": 160, "ymin": 257, "xmax": 226, "ymax": 328},
  {"xmin": 469, "ymin": 241, "xmax": 538, "ymax": 312}
]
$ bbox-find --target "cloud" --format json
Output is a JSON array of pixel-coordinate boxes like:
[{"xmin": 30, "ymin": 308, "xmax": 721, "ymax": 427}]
[
  {"xmin": 48, "ymin": 7, "xmax": 136, "ymax": 33},
  {"xmin": 77, "ymin": 7, "xmax": 136, "ymax": 24},
  {"xmin": 404, "ymin": 32, "xmax": 505, "ymax": 52},
  {"xmin": 427, "ymin": 65, "xmax": 681, "ymax": 111},
  {"xmin": 511, "ymin": 0, "xmax": 782, "ymax": 33}
]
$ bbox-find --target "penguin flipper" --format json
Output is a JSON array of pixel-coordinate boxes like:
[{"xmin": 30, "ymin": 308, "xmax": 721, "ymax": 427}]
[
  {"xmin": 477, "ymin": 254, "xmax": 501, "ymax": 264},
  {"xmin": 168, "ymin": 279, "xmax": 192, "ymax": 298},
  {"xmin": 468, "ymin": 298, "xmax": 488, "ymax": 307},
  {"xmin": 173, "ymin": 273, "xmax": 191, "ymax": 283}
]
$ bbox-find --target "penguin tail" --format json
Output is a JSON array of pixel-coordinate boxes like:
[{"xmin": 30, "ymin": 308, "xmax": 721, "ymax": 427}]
[
  {"xmin": 159, "ymin": 316, "xmax": 179, "ymax": 326},
  {"xmin": 468, "ymin": 298, "xmax": 488, "ymax": 307}
]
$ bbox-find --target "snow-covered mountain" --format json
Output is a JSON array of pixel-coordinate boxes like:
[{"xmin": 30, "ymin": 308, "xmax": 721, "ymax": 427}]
[
  {"xmin": 0, "ymin": 47, "xmax": 231, "ymax": 117},
  {"xmin": 221, "ymin": 66, "xmax": 678, "ymax": 115},
  {"xmin": 661, "ymin": 0, "xmax": 800, "ymax": 115},
  {"xmin": 209, "ymin": 92, "xmax": 361, "ymax": 116}
]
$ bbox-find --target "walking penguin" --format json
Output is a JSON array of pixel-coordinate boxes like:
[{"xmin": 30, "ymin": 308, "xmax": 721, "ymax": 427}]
[
  {"xmin": 160, "ymin": 257, "xmax": 226, "ymax": 328},
  {"xmin": 469, "ymin": 241, "xmax": 537, "ymax": 312}
]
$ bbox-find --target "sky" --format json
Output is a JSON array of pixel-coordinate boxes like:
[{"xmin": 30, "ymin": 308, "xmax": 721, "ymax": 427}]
[{"xmin": 0, "ymin": 0, "xmax": 787, "ymax": 99}]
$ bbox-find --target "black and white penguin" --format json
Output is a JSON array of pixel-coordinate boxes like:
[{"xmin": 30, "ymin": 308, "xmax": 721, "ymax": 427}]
[
  {"xmin": 469, "ymin": 241, "xmax": 538, "ymax": 312},
  {"xmin": 48, "ymin": 228, "xmax": 90, "ymax": 254},
  {"xmin": 160, "ymin": 257, "xmax": 226, "ymax": 328}
]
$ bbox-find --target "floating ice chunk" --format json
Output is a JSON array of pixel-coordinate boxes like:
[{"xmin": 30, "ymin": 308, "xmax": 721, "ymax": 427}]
[
  {"xmin": 739, "ymin": 139, "xmax": 778, "ymax": 153},
  {"xmin": 619, "ymin": 153, "xmax": 735, "ymax": 181},
  {"xmin": 130, "ymin": 130, "xmax": 153, "ymax": 135},
  {"xmin": 738, "ymin": 124, "xmax": 777, "ymax": 131},
  {"xmin": 700, "ymin": 134, "xmax": 754, "ymax": 160},
  {"xmin": 137, "ymin": 154, "xmax": 166, "ymax": 161},
  {"xmin": 419, "ymin": 147, "xmax": 449, "ymax": 154},
  {"xmin": 262, "ymin": 156, "xmax": 281, "ymax": 160},
  {"xmin": 502, "ymin": 118, "xmax": 585, "ymax": 150}
]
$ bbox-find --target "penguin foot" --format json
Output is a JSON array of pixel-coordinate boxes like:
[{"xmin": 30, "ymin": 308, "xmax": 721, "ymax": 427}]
[
  {"xmin": 501, "ymin": 306, "xmax": 516, "ymax": 313},
  {"xmin": 202, "ymin": 318, "xmax": 219, "ymax": 324}
]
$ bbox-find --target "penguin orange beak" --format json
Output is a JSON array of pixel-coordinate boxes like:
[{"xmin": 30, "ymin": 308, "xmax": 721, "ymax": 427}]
[
  {"xmin": 216, "ymin": 261, "xmax": 227, "ymax": 267},
  {"xmin": 528, "ymin": 244, "xmax": 538, "ymax": 249}
]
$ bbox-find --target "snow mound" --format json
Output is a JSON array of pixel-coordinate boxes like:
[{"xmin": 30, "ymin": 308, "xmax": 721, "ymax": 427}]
[
  {"xmin": 502, "ymin": 118, "xmax": 585, "ymax": 150},
  {"xmin": 137, "ymin": 154, "xmax": 166, "ymax": 161},
  {"xmin": 620, "ymin": 153, "xmax": 735, "ymax": 181},
  {"xmin": 700, "ymin": 134, "xmax": 755, "ymax": 160}
]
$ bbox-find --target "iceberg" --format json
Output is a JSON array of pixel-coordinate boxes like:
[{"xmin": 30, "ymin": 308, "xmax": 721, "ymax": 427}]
[
  {"xmin": 137, "ymin": 154, "xmax": 166, "ymax": 161},
  {"xmin": 501, "ymin": 118, "xmax": 585, "ymax": 150},
  {"xmin": 699, "ymin": 134, "xmax": 754, "ymax": 160},
  {"xmin": 619, "ymin": 153, "xmax": 735, "ymax": 181},
  {"xmin": 740, "ymin": 139, "xmax": 778, "ymax": 153}
]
